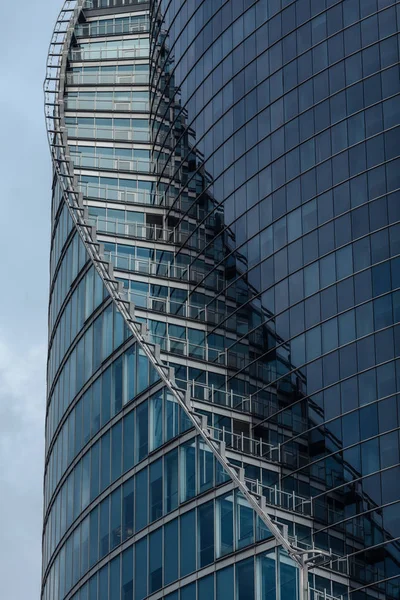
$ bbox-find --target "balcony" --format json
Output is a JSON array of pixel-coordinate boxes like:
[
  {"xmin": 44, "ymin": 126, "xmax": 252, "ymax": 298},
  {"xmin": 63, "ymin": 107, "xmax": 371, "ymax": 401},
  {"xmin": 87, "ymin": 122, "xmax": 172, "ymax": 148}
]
[
  {"xmin": 67, "ymin": 71, "xmax": 149, "ymax": 86},
  {"xmin": 67, "ymin": 124, "xmax": 150, "ymax": 142},
  {"xmin": 65, "ymin": 97, "xmax": 149, "ymax": 112},
  {"xmin": 70, "ymin": 46, "xmax": 149, "ymax": 61},
  {"xmin": 71, "ymin": 153, "xmax": 150, "ymax": 173},
  {"xmin": 89, "ymin": 215, "xmax": 177, "ymax": 243},
  {"xmin": 78, "ymin": 181, "xmax": 169, "ymax": 206},
  {"xmin": 75, "ymin": 19, "xmax": 149, "ymax": 38},
  {"xmin": 105, "ymin": 250, "xmax": 223, "ymax": 288}
]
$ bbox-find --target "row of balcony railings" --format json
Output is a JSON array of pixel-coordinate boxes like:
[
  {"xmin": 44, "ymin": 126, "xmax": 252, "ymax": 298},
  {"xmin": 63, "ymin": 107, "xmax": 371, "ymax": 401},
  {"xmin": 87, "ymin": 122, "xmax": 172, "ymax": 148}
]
[
  {"xmin": 150, "ymin": 333, "xmax": 281, "ymax": 372},
  {"xmin": 88, "ymin": 215, "xmax": 210, "ymax": 253},
  {"xmin": 67, "ymin": 124, "xmax": 150, "ymax": 141},
  {"xmin": 120, "ymin": 290, "xmax": 222, "ymax": 323},
  {"xmin": 181, "ymin": 379, "xmax": 308, "ymax": 431},
  {"xmin": 65, "ymin": 97, "xmax": 149, "ymax": 111},
  {"xmin": 75, "ymin": 19, "xmax": 150, "ymax": 38},
  {"xmin": 71, "ymin": 153, "xmax": 177, "ymax": 178},
  {"xmin": 70, "ymin": 46, "xmax": 149, "ymax": 61},
  {"xmin": 67, "ymin": 71, "xmax": 149, "ymax": 85},
  {"xmin": 78, "ymin": 182, "xmax": 219, "ymax": 225}
]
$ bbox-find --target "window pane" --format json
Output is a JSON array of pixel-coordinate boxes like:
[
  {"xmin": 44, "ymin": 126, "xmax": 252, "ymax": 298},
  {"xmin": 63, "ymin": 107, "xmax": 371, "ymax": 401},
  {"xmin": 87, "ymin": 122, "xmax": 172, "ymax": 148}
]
[
  {"xmin": 217, "ymin": 566, "xmax": 234, "ymax": 599},
  {"xmin": 122, "ymin": 547, "xmax": 133, "ymax": 600},
  {"xmin": 237, "ymin": 558, "xmax": 255, "ymax": 600},
  {"xmin": 164, "ymin": 519, "xmax": 178, "ymax": 585},
  {"xmin": 149, "ymin": 529, "xmax": 162, "ymax": 593},
  {"xmin": 180, "ymin": 510, "xmax": 196, "ymax": 576},
  {"xmin": 164, "ymin": 448, "xmax": 178, "ymax": 512},
  {"xmin": 217, "ymin": 493, "xmax": 234, "ymax": 557},
  {"xmin": 135, "ymin": 538, "xmax": 147, "ymax": 600},
  {"xmin": 135, "ymin": 468, "xmax": 148, "ymax": 531},
  {"xmin": 198, "ymin": 501, "xmax": 214, "ymax": 567},
  {"xmin": 122, "ymin": 479, "xmax": 134, "ymax": 542},
  {"xmin": 199, "ymin": 574, "xmax": 215, "ymax": 600},
  {"xmin": 149, "ymin": 459, "xmax": 163, "ymax": 522}
]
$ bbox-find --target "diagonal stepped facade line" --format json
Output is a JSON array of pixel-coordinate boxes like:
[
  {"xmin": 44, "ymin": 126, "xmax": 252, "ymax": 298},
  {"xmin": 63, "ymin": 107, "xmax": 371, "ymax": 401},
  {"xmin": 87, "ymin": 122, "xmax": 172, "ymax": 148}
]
[
  {"xmin": 44, "ymin": 0, "xmax": 309, "ymax": 570},
  {"xmin": 43, "ymin": 2, "xmax": 338, "ymax": 594}
]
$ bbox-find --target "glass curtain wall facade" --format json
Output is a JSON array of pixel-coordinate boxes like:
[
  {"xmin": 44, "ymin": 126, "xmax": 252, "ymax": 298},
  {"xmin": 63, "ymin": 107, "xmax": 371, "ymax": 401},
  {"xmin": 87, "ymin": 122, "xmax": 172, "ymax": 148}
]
[{"xmin": 43, "ymin": 1, "xmax": 400, "ymax": 600}]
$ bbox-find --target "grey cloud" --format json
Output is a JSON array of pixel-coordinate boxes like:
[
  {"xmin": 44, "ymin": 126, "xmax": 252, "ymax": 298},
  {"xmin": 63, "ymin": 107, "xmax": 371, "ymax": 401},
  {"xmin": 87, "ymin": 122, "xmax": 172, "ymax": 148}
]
[{"xmin": 0, "ymin": 0, "xmax": 62, "ymax": 597}]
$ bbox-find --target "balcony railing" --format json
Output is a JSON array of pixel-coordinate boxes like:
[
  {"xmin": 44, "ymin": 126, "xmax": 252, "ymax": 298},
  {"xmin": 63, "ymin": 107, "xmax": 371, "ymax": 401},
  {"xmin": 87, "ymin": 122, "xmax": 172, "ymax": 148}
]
[
  {"xmin": 89, "ymin": 216, "xmax": 180, "ymax": 244},
  {"xmin": 152, "ymin": 334, "xmax": 225, "ymax": 365},
  {"xmin": 70, "ymin": 47, "xmax": 149, "ymax": 61},
  {"xmin": 83, "ymin": 0, "xmax": 148, "ymax": 7},
  {"xmin": 209, "ymin": 425, "xmax": 278, "ymax": 462},
  {"xmin": 67, "ymin": 124, "xmax": 150, "ymax": 142},
  {"xmin": 105, "ymin": 250, "xmax": 223, "ymax": 288},
  {"xmin": 78, "ymin": 181, "xmax": 173, "ymax": 207},
  {"xmin": 67, "ymin": 72, "xmax": 149, "ymax": 86},
  {"xmin": 121, "ymin": 291, "xmax": 214, "ymax": 321},
  {"xmin": 71, "ymin": 153, "xmax": 150, "ymax": 173},
  {"xmin": 72, "ymin": 154, "xmax": 176, "ymax": 177},
  {"xmin": 75, "ymin": 20, "xmax": 149, "ymax": 38},
  {"xmin": 66, "ymin": 97, "xmax": 149, "ymax": 112},
  {"xmin": 245, "ymin": 478, "xmax": 312, "ymax": 516},
  {"xmin": 310, "ymin": 590, "xmax": 343, "ymax": 600},
  {"xmin": 105, "ymin": 250, "xmax": 189, "ymax": 280}
]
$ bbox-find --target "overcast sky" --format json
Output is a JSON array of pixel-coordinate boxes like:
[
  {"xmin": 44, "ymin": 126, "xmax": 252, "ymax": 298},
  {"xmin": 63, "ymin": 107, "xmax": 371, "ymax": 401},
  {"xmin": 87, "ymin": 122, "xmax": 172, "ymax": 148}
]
[{"xmin": 0, "ymin": 1, "xmax": 62, "ymax": 598}]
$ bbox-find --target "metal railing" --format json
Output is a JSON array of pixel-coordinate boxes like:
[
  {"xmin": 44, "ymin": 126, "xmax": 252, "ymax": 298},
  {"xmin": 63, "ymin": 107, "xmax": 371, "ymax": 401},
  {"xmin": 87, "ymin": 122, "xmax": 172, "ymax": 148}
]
[
  {"xmin": 67, "ymin": 71, "xmax": 149, "ymax": 85},
  {"xmin": 208, "ymin": 425, "xmax": 278, "ymax": 462},
  {"xmin": 184, "ymin": 379, "xmax": 251, "ymax": 409},
  {"xmin": 152, "ymin": 334, "xmax": 226, "ymax": 365},
  {"xmin": 245, "ymin": 478, "xmax": 312, "ymax": 516},
  {"xmin": 67, "ymin": 124, "xmax": 150, "ymax": 141},
  {"xmin": 89, "ymin": 216, "xmax": 177, "ymax": 242},
  {"xmin": 71, "ymin": 153, "xmax": 150, "ymax": 173},
  {"xmin": 65, "ymin": 97, "xmax": 149, "ymax": 112},
  {"xmin": 121, "ymin": 291, "xmax": 211, "ymax": 320},
  {"xmin": 83, "ymin": 0, "xmax": 148, "ymax": 7},
  {"xmin": 72, "ymin": 153, "xmax": 175, "ymax": 176},
  {"xmin": 75, "ymin": 20, "xmax": 149, "ymax": 38},
  {"xmin": 78, "ymin": 181, "xmax": 204, "ymax": 215},
  {"xmin": 105, "ymin": 250, "xmax": 189, "ymax": 280},
  {"xmin": 105, "ymin": 250, "xmax": 225, "ymax": 288},
  {"xmin": 208, "ymin": 423, "xmax": 297, "ymax": 466},
  {"xmin": 310, "ymin": 589, "xmax": 343, "ymax": 600},
  {"xmin": 78, "ymin": 181, "xmax": 168, "ymax": 206},
  {"xmin": 70, "ymin": 47, "xmax": 149, "ymax": 61}
]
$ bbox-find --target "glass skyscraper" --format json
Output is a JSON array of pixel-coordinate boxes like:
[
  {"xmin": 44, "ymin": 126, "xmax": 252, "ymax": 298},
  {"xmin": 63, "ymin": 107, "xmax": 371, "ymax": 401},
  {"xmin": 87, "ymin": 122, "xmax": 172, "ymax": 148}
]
[{"xmin": 43, "ymin": 1, "xmax": 400, "ymax": 600}]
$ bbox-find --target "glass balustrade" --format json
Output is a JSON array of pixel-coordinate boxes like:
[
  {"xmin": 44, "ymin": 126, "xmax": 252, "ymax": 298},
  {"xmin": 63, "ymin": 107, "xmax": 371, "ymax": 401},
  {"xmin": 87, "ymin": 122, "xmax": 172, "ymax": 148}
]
[
  {"xmin": 76, "ymin": 18, "xmax": 149, "ymax": 38},
  {"xmin": 71, "ymin": 153, "xmax": 150, "ymax": 173},
  {"xmin": 104, "ymin": 250, "xmax": 224, "ymax": 289},
  {"xmin": 70, "ymin": 47, "xmax": 149, "ymax": 61},
  {"xmin": 78, "ymin": 181, "xmax": 169, "ymax": 206},
  {"xmin": 67, "ymin": 71, "xmax": 149, "ymax": 85},
  {"xmin": 65, "ymin": 97, "xmax": 149, "ymax": 112},
  {"xmin": 67, "ymin": 124, "xmax": 150, "ymax": 141},
  {"xmin": 88, "ymin": 215, "xmax": 175, "ymax": 242}
]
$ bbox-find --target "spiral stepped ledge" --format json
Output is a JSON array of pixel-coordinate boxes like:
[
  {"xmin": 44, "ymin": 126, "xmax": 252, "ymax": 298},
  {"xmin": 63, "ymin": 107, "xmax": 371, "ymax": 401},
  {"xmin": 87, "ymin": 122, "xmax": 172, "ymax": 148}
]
[{"xmin": 44, "ymin": 2, "xmax": 348, "ymax": 598}]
